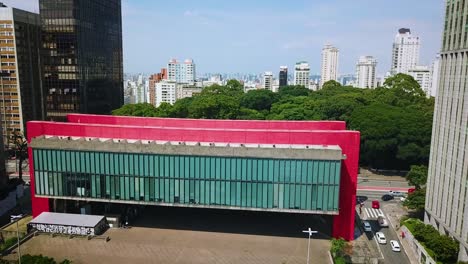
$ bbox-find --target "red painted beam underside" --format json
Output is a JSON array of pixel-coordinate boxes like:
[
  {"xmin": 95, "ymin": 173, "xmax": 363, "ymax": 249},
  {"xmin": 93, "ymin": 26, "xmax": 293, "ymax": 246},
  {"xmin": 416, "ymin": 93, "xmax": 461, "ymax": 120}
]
[{"xmin": 27, "ymin": 115, "xmax": 359, "ymax": 241}]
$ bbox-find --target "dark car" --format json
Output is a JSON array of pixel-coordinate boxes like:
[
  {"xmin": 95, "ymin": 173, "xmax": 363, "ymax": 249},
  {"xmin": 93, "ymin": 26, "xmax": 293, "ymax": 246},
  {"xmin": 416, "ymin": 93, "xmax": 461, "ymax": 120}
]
[{"xmin": 382, "ymin": 194, "xmax": 394, "ymax": 201}]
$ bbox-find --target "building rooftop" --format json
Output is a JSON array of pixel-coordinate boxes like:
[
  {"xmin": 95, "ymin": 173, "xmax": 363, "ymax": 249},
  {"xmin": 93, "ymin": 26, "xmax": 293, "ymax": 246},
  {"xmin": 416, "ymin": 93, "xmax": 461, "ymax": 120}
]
[{"xmin": 30, "ymin": 212, "xmax": 105, "ymax": 228}]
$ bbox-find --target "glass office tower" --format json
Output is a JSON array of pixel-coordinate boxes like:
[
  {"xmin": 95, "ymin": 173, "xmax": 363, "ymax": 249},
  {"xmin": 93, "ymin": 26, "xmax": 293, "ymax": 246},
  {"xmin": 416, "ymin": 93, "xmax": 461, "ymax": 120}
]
[{"xmin": 40, "ymin": 0, "xmax": 123, "ymax": 121}]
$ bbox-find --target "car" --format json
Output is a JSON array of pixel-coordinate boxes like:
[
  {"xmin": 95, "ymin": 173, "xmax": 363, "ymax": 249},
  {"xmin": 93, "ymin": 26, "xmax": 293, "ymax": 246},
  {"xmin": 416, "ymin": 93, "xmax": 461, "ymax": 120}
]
[
  {"xmin": 388, "ymin": 191, "xmax": 406, "ymax": 197},
  {"xmin": 376, "ymin": 232, "xmax": 387, "ymax": 244},
  {"xmin": 378, "ymin": 216, "xmax": 389, "ymax": 227},
  {"xmin": 372, "ymin": 200, "xmax": 380, "ymax": 209},
  {"xmin": 363, "ymin": 221, "xmax": 372, "ymax": 232},
  {"xmin": 390, "ymin": 240, "xmax": 401, "ymax": 252},
  {"xmin": 381, "ymin": 194, "xmax": 394, "ymax": 201}
]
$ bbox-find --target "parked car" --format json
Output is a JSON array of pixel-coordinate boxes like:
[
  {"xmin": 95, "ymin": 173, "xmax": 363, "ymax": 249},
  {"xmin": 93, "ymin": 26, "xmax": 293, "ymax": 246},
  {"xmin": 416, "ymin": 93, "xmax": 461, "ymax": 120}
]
[
  {"xmin": 376, "ymin": 232, "xmax": 386, "ymax": 244},
  {"xmin": 381, "ymin": 194, "xmax": 394, "ymax": 201},
  {"xmin": 388, "ymin": 191, "xmax": 406, "ymax": 197},
  {"xmin": 390, "ymin": 240, "xmax": 401, "ymax": 252},
  {"xmin": 372, "ymin": 200, "xmax": 380, "ymax": 209},
  {"xmin": 378, "ymin": 216, "xmax": 389, "ymax": 227},
  {"xmin": 408, "ymin": 188, "xmax": 416, "ymax": 194},
  {"xmin": 363, "ymin": 221, "xmax": 372, "ymax": 232}
]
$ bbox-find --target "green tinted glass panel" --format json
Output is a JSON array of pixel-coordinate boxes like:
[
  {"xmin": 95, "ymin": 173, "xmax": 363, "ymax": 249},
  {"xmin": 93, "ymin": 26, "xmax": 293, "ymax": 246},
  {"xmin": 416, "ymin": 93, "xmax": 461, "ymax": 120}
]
[{"xmin": 32, "ymin": 149, "xmax": 342, "ymax": 213}]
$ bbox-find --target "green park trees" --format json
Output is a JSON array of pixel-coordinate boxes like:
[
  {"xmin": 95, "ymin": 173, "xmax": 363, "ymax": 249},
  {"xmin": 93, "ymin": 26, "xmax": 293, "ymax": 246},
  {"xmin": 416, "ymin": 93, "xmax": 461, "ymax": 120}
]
[{"xmin": 113, "ymin": 74, "xmax": 434, "ymax": 171}]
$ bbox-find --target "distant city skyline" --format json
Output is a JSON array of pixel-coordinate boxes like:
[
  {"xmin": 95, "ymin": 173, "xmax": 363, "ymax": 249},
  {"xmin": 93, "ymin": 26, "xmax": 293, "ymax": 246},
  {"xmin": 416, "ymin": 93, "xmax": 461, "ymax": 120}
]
[{"xmin": 6, "ymin": 0, "xmax": 443, "ymax": 75}]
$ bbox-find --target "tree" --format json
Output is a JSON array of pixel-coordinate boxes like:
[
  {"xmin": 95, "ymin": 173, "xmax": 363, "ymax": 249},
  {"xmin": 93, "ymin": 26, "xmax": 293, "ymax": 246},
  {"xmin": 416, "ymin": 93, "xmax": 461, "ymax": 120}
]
[
  {"xmin": 426, "ymin": 235, "xmax": 459, "ymax": 263},
  {"xmin": 111, "ymin": 103, "xmax": 157, "ymax": 117},
  {"xmin": 170, "ymin": 97, "xmax": 193, "ymax": 118},
  {"xmin": 21, "ymin": 254, "xmax": 72, "ymax": 264},
  {"xmin": 237, "ymin": 108, "xmax": 265, "ymax": 120},
  {"xmin": 278, "ymin": 85, "xmax": 310, "ymax": 97},
  {"xmin": 403, "ymin": 188, "xmax": 426, "ymax": 211},
  {"xmin": 11, "ymin": 131, "xmax": 27, "ymax": 181},
  {"xmin": 331, "ymin": 237, "xmax": 346, "ymax": 257},
  {"xmin": 383, "ymin": 73, "xmax": 426, "ymax": 103},
  {"xmin": 154, "ymin": 102, "xmax": 173, "ymax": 117},
  {"xmin": 322, "ymin": 80, "xmax": 342, "ymax": 90},
  {"xmin": 240, "ymin": 89, "xmax": 278, "ymax": 111},
  {"xmin": 406, "ymin": 165, "xmax": 428, "ymax": 189}
]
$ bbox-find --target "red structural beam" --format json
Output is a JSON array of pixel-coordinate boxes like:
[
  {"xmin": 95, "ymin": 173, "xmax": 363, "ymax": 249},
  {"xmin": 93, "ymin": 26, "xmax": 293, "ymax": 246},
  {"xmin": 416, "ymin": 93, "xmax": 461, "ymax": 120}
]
[
  {"xmin": 67, "ymin": 113, "xmax": 347, "ymax": 130},
  {"xmin": 27, "ymin": 117, "xmax": 359, "ymax": 241}
]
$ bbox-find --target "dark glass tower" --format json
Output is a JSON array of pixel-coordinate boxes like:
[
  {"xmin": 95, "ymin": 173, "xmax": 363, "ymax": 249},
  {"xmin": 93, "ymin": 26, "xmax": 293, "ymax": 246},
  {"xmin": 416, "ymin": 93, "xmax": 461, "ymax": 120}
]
[
  {"xmin": 40, "ymin": 0, "xmax": 123, "ymax": 121},
  {"xmin": 279, "ymin": 66, "xmax": 288, "ymax": 87}
]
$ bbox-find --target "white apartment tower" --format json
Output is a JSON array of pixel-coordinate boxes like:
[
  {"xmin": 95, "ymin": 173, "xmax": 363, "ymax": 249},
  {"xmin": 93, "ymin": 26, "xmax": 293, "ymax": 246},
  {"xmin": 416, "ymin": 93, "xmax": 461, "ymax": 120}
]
[
  {"xmin": 320, "ymin": 44, "xmax": 339, "ymax": 87},
  {"xmin": 391, "ymin": 28, "xmax": 420, "ymax": 75},
  {"xmin": 425, "ymin": 2, "xmax": 468, "ymax": 261},
  {"xmin": 294, "ymin": 61, "xmax": 310, "ymax": 86},
  {"xmin": 408, "ymin": 66, "xmax": 432, "ymax": 96},
  {"xmin": 355, "ymin": 56, "xmax": 377, "ymax": 88},
  {"xmin": 167, "ymin": 58, "xmax": 196, "ymax": 83},
  {"xmin": 263, "ymin": 72, "xmax": 273, "ymax": 90},
  {"xmin": 155, "ymin": 81, "xmax": 177, "ymax": 107}
]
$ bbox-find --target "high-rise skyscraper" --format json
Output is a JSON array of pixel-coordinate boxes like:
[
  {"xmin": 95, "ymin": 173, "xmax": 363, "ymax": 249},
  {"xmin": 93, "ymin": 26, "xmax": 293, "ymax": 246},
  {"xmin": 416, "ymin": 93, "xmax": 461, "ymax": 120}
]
[
  {"xmin": 40, "ymin": 0, "xmax": 124, "ymax": 121},
  {"xmin": 279, "ymin": 66, "xmax": 288, "ymax": 87},
  {"xmin": 263, "ymin": 72, "xmax": 273, "ymax": 90},
  {"xmin": 0, "ymin": 4, "xmax": 41, "ymax": 144},
  {"xmin": 320, "ymin": 44, "xmax": 339, "ymax": 87},
  {"xmin": 294, "ymin": 61, "xmax": 310, "ymax": 86},
  {"xmin": 425, "ymin": 2, "xmax": 468, "ymax": 261},
  {"xmin": 167, "ymin": 59, "xmax": 196, "ymax": 84},
  {"xmin": 390, "ymin": 28, "xmax": 420, "ymax": 75},
  {"xmin": 355, "ymin": 56, "xmax": 377, "ymax": 89},
  {"xmin": 408, "ymin": 66, "xmax": 432, "ymax": 96}
]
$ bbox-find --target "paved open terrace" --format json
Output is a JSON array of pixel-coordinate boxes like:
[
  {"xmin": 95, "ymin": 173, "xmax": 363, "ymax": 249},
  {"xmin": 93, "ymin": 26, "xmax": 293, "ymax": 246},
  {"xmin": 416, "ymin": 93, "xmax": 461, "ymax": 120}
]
[{"xmin": 5, "ymin": 206, "xmax": 333, "ymax": 264}]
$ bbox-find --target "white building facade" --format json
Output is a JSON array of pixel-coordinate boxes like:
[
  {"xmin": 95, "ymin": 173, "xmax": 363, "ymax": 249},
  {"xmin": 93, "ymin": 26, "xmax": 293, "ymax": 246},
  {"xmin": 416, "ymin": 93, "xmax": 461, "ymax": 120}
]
[
  {"xmin": 294, "ymin": 61, "xmax": 310, "ymax": 86},
  {"xmin": 155, "ymin": 81, "xmax": 177, "ymax": 107},
  {"xmin": 425, "ymin": 2, "xmax": 468, "ymax": 261},
  {"xmin": 355, "ymin": 56, "xmax": 377, "ymax": 88},
  {"xmin": 320, "ymin": 44, "xmax": 339, "ymax": 87},
  {"xmin": 408, "ymin": 66, "xmax": 432, "ymax": 96},
  {"xmin": 263, "ymin": 72, "xmax": 273, "ymax": 90},
  {"xmin": 391, "ymin": 28, "xmax": 420, "ymax": 75},
  {"xmin": 430, "ymin": 55, "xmax": 440, "ymax": 97},
  {"xmin": 167, "ymin": 58, "xmax": 196, "ymax": 83}
]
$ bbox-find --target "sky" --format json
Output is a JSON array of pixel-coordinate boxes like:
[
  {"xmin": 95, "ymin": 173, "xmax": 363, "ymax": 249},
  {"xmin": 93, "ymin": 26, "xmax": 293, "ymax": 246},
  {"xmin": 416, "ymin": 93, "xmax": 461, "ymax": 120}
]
[{"xmin": 6, "ymin": 0, "xmax": 444, "ymax": 76}]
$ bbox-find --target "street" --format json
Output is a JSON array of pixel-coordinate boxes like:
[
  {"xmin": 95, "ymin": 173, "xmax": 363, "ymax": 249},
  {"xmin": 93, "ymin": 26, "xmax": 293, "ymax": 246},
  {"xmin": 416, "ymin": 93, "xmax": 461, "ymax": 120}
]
[{"xmin": 357, "ymin": 176, "xmax": 412, "ymax": 264}]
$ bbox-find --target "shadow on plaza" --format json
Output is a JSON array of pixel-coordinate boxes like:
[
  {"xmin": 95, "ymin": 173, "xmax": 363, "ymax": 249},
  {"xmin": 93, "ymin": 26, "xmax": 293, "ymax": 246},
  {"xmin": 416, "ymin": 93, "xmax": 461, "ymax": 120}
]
[{"xmin": 130, "ymin": 205, "xmax": 333, "ymax": 239}]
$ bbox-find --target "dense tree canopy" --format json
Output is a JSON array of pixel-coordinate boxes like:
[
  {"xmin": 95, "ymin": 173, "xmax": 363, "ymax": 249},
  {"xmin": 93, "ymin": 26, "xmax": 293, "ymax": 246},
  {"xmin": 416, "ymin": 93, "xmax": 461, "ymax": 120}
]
[
  {"xmin": 406, "ymin": 165, "xmax": 428, "ymax": 189},
  {"xmin": 113, "ymin": 74, "xmax": 434, "ymax": 170}
]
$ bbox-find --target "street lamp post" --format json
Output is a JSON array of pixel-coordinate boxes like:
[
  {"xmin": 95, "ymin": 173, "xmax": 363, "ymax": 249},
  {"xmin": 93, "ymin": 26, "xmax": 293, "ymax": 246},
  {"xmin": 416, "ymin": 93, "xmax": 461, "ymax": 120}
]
[
  {"xmin": 302, "ymin": 228, "xmax": 318, "ymax": 264},
  {"xmin": 11, "ymin": 214, "xmax": 22, "ymax": 264}
]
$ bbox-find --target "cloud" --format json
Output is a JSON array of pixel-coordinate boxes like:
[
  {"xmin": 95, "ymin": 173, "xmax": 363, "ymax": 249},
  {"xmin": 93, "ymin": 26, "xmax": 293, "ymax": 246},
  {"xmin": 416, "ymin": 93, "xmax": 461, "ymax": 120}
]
[{"xmin": 183, "ymin": 10, "xmax": 199, "ymax": 17}]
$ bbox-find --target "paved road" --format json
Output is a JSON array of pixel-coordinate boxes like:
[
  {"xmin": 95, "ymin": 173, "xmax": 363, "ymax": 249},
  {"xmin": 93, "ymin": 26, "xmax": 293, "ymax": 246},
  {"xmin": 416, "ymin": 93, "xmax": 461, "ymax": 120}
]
[{"xmin": 357, "ymin": 197, "xmax": 411, "ymax": 264}]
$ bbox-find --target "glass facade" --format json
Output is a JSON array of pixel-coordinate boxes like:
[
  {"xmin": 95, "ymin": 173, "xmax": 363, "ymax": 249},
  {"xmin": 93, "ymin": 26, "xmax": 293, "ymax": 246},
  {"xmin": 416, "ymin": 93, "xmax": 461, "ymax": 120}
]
[
  {"xmin": 40, "ymin": 0, "xmax": 123, "ymax": 121},
  {"xmin": 33, "ymin": 149, "xmax": 342, "ymax": 212}
]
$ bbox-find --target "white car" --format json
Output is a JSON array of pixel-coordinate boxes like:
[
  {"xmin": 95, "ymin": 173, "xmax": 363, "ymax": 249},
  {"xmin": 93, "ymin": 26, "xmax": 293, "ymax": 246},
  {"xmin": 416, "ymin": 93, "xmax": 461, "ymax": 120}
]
[
  {"xmin": 363, "ymin": 221, "xmax": 372, "ymax": 232},
  {"xmin": 388, "ymin": 191, "xmax": 406, "ymax": 197},
  {"xmin": 376, "ymin": 232, "xmax": 387, "ymax": 244},
  {"xmin": 390, "ymin": 240, "xmax": 401, "ymax": 252}
]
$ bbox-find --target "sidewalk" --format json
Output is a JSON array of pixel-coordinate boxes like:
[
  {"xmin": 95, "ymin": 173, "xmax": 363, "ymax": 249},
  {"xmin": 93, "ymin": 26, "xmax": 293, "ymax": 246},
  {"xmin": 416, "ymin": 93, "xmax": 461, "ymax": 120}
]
[{"xmin": 383, "ymin": 203, "xmax": 419, "ymax": 264}]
